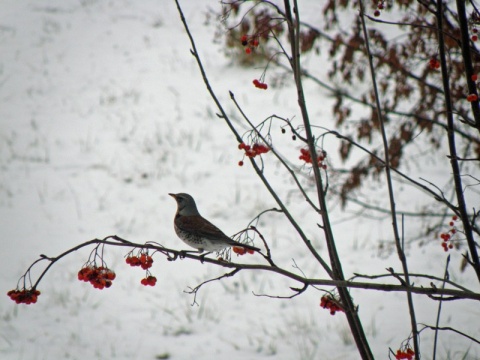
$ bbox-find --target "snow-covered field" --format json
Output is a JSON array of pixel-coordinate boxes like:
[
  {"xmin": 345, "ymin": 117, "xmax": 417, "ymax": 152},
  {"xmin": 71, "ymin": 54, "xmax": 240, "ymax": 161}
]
[{"xmin": 0, "ymin": 1, "xmax": 478, "ymax": 359}]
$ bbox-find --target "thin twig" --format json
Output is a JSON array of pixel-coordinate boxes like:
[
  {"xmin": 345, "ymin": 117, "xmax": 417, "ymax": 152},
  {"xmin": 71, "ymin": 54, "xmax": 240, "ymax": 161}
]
[
  {"xmin": 359, "ymin": 2, "xmax": 419, "ymax": 357},
  {"xmin": 185, "ymin": 268, "xmax": 240, "ymax": 306},
  {"xmin": 421, "ymin": 324, "xmax": 480, "ymax": 345},
  {"xmin": 432, "ymin": 255, "xmax": 450, "ymax": 360}
]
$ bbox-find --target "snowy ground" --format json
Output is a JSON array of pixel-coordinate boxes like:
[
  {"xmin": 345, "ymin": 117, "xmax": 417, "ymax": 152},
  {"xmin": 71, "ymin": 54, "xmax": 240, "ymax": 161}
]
[{"xmin": 0, "ymin": 1, "xmax": 478, "ymax": 359}]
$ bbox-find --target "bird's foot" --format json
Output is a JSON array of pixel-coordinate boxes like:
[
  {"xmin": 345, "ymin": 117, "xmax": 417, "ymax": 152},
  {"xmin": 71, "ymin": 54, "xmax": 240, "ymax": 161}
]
[
  {"xmin": 178, "ymin": 250, "xmax": 203, "ymax": 259},
  {"xmin": 199, "ymin": 251, "xmax": 212, "ymax": 263}
]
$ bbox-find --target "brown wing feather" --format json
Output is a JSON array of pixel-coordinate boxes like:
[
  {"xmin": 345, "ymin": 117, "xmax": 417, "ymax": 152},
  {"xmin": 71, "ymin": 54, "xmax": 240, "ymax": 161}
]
[
  {"xmin": 177, "ymin": 215, "xmax": 260, "ymax": 251},
  {"xmin": 177, "ymin": 215, "xmax": 230, "ymax": 241}
]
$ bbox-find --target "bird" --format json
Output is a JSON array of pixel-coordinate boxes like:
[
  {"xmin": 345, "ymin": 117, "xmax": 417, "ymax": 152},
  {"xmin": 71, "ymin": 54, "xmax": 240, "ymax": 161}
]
[{"xmin": 169, "ymin": 193, "xmax": 260, "ymax": 254}]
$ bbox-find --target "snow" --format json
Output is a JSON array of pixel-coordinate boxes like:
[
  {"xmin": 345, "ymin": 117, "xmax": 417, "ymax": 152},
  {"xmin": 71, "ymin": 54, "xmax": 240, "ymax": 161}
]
[{"xmin": 0, "ymin": 1, "xmax": 478, "ymax": 359}]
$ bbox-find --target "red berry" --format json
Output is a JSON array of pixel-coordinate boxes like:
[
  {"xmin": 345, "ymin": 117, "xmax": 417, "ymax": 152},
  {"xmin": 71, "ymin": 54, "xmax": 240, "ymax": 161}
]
[
  {"xmin": 472, "ymin": 74, "xmax": 478, "ymax": 82},
  {"xmin": 238, "ymin": 160, "xmax": 244, "ymax": 166},
  {"xmin": 452, "ymin": 215, "xmax": 458, "ymax": 221},
  {"xmin": 142, "ymin": 276, "xmax": 157, "ymax": 286},
  {"xmin": 245, "ymin": 47, "xmax": 252, "ymax": 54},
  {"xmin": 232, "ymin": 246, "xmax": 247, "ymax": 255},
  {"xmin": 474, "ymin": 28, "xmax": 478, "ymax": 33},
  {"xmin": 105, "ymin": 270, "xmax": 116, "ymax": 280},
  {"xmin": 245, "ymin": 149, "xmax": 256, "ymax": 158},
  {"xmin": 374, "ymin": 10, "xmax": 380, "ymax": 17},
  {"xmin": 472, "ymin": 35, "xmax": 478, "ymax": 42},
  {"xmin": 240, "ymin": 35, "xmax": 248, "ymax": 46}
]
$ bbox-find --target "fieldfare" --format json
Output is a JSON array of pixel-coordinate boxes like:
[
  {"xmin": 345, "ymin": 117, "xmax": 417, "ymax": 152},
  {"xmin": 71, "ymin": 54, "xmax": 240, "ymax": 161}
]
[{"xmin": 169, "ymin": 193, "xmax": 260, "ymax": 254}]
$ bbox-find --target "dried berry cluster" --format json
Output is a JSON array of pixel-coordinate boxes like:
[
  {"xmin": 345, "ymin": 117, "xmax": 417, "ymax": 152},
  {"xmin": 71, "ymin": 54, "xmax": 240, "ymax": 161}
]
[
  {"xmin": 78, "ymin": 265, "xmax": 116, "ymax": 290},
  {"xmin": 7, "ymin": 289, "xmax": 41, "ymax": 305},
  {"xmin": 439, "ymin": 215, "xmax": 458, "ymax": 252},
  {"xmin": 232, "ymin": 246, "xmax": 255, "ymax": 256},
  {"xmin": 299, "ymin": 148, "xmax": 327, "ymax": 169},
  {"xmin": 395, "ymin": 348, "xmax": 415, "ymax": 360},
  {"xmin": 320, "ymin": 295, "xmax": 344, "ymax": 315}
]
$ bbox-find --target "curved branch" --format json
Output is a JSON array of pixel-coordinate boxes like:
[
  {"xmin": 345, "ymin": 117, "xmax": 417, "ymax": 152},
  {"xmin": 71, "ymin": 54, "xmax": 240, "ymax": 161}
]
[{"xmin": 20, "ymin": 235, "xmax": 480, "ymax": 301}]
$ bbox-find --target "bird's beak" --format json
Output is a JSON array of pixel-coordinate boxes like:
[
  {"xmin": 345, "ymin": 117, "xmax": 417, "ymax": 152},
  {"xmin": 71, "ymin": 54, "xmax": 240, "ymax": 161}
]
[{"xmin": 168, "ymin": 193, "xmax": 177, "ymax": 199}]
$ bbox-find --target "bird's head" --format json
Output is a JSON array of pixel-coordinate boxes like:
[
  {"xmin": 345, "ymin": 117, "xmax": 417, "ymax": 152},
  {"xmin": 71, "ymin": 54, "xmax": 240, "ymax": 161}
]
[{"xmin": 168, "ymin": 193, "xmax": 199, "ymax": 216}]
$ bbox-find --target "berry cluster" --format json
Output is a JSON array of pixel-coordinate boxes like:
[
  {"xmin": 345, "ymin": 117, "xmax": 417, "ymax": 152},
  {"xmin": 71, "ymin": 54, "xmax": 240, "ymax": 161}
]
[
  {"xmin": 467, "ymin": 93, "xmax": 478, "ymax": 102},
  {"xmin": 299, "ymin": 148, "xmax": 327, "ymax": 169},
  {"xmin": 140, "ymin": 275, "xmax": 157, "ymax": 286},
  {"xmin": 125, "ymin": 251, "xmax": 158, "ymax": 287},
  {"xmin": 468, "ymin": 71, "xmax": 479, "ymax": 99},
  {"xmin": 395, "ymin": 348, "xmax": 415, "ymax": 360},
  {"xmin": 373, "ymin": 0, "xmax": 385, "ymax": 17},
  {"xmin": 439, "ymin": 215, "xmax": 458, "ymax": 252},
  {"xmin": 320, "ymin": 295, "xmax": 344, "ymax": 315},
  {"xmin": 428, "ymin": 57, "xmax": 440, "ymax": 70},
  {"xmin": 126, "ymin": 253, "xmax": 154, "ymax": 269},
  {"xmin": 78, "ymin": 266, "xmax": 116, "ymax": 290},
  {"xmin": 232, "ymin": 246, "xmax": 255, "ymax": 255},
  {"xmin": 472, "ymin": 27, "xmax": 478, "ymax": 42},
  {"xmin": 7, "ymin": 288, "xmax": 41, "ymax": 304},
  {"xmin": 253, "ymin": 79, "xmax": 268, "ymax": 90},
  {"xmin": 241, "ymin": 34, "xmax": 259, "ymax": 55},
  {"xmin": 238, "ymin": 142, "xmax": 270, "ymax": 166}
]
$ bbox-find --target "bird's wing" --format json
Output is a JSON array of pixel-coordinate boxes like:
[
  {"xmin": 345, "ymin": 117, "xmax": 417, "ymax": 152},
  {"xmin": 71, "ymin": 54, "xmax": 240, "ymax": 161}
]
[
  {"xmin": 177, "ymin": 215, "xmax": 230, "ymax": 241},
  {"xmin": 177, "ymin": 215, "xmax": 260, "ymax": 251}
]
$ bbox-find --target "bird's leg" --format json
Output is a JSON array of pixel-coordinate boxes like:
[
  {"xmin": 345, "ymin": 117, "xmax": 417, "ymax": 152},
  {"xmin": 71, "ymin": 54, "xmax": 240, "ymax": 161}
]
[
  {"xmin": 178, "ymin": 250, "xmax": 200, "ymax": 259},
  {"xmin": 198, "ymin": 251, "xmax": 213, "ymax": 263}
]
